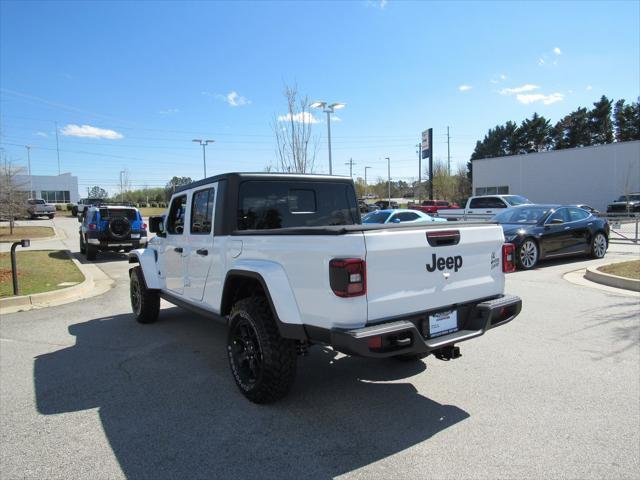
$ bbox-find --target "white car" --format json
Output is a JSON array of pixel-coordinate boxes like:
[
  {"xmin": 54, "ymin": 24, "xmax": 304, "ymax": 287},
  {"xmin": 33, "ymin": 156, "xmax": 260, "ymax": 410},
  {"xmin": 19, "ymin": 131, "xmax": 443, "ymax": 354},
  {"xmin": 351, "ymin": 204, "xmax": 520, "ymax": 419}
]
[
  {"xmin": 129, "ymin": 173, "xmax": 522, "ymax": 403},
  {"xmin": 363, "ymin": 208, "xmax": 448, "ymax": 224}
]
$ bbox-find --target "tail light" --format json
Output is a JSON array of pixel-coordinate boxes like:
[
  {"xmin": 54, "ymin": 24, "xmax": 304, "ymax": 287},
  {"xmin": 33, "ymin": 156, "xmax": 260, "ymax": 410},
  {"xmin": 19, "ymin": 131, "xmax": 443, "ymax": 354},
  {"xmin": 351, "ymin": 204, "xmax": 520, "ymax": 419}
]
[
  {"xmin": 329, "ymin": 258, "xmax": 366, "ymax": 297},
  {"xmin": 142, "ymin": 223, "xmax": 148, "ymax": 230},
  {"xmin": 502, "ymin": 243, "xmax": 516, "ymax": 273},
  {"xmin": 88, "ymin": 223, "xmax": 97, "ymax": 230}
]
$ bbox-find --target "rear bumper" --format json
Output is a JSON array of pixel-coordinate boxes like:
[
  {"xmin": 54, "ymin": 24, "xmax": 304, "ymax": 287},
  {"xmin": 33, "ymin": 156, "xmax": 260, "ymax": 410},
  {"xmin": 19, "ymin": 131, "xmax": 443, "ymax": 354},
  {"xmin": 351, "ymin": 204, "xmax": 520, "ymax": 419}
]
[{"xmin": 326, "ymin": 294, "xmax": 522, "ymax": 358}]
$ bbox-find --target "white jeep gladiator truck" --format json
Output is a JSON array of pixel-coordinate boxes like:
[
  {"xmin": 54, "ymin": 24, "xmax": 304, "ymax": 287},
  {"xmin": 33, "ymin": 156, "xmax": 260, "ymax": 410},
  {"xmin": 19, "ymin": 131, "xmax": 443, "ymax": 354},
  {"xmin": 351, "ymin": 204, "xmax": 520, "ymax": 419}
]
[{"xmin": 128, "ymin": 173, "xmax": 522, "ymax": 403}]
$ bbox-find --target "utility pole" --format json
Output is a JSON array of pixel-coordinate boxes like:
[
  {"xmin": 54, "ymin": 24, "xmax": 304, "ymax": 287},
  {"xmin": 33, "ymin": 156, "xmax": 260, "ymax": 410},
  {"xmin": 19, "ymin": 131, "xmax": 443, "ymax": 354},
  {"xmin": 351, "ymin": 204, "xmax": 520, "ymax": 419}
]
[
  {"xmin": 192, "ymin": 139, "xmax": 215, "ymax": 178},
  {"xmin": 345, "ymin": 158, "xmax": 356, "ymax": 177},
  {"xmin": 386, "ymin": 157, "xmax": 391, "ymax": 205},
  {"xmin": 364, "ymin": 166, "xmax": 372, "ymax": 198},
  {"xmin": 119, "ymin": 170, "xmax": 125, "ymax": 203},
  {"xmin": 447, "ymin": 126, "xmax": 451, "ymax": 176},
  {"xmin": 55, "ymin": 121, "xmax": 61, "ymax": 175},
  {"xmin": 25, "ymin": 145, "xmax": 33, "ymax": 197},
  {"xmin": 416, "ymin": 143, "xmax": 421, "ymax": 202}
]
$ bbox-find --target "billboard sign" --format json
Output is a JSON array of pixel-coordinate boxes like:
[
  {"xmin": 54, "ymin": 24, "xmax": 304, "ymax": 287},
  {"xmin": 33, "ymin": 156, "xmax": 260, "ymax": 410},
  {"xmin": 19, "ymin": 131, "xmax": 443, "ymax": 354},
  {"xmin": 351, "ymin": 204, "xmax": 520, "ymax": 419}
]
[{"xmin": 421, "ymin": 128, "xmax": 432, "ymax": 159}]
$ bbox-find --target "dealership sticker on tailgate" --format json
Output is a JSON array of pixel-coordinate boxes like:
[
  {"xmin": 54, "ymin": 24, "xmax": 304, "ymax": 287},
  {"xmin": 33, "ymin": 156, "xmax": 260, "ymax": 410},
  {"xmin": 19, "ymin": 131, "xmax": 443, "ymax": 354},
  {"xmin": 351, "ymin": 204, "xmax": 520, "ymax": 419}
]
[{"xmin": 429, "ymin": 310, "xmax": 458, "ymax": 337}]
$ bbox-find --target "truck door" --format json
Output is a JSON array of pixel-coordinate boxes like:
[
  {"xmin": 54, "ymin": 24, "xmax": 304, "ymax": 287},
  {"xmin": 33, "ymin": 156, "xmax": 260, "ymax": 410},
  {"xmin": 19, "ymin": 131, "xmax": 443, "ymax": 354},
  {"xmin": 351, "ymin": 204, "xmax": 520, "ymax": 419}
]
[
  {"xmin": 164, "ymin": 194, "xmax": 188, "ymax": 295},
  {"xmin": 184, "ymin": 185, "xmax": 217, "ymax": 302}
]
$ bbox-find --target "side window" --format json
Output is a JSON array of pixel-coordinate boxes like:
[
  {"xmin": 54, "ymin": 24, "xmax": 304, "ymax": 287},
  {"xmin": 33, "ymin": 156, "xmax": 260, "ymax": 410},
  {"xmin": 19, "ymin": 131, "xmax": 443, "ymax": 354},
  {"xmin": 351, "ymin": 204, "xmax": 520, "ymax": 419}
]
[
  {"xmin": 548, "ymin": 208, "xmax": 570, "ymax": 224},
  {"xmin": 469, "ymin": 198, "xmax": 487, "ymax": 209},
  {"xmin": 396, "ymin": 212, "xmax": 420, "ymax": 221},
  {"xmin": 568, "ymin": 208, "xmax": 589, "ymax": 222},
  {"xmin": 487, "ymin": 197, "xmax": 507, "ymax": 209},
  {"xmin": 191, "ymin": 188, "xmax": 215, "ymax": 234},
  {"xmin": 167, "ymin": 195, "xmax": 187, "ymax": 235}
]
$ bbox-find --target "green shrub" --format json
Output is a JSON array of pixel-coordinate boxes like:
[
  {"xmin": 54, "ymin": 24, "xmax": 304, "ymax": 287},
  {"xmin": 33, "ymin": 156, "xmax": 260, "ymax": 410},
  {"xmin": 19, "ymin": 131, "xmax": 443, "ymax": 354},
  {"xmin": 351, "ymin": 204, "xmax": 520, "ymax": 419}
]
[
  {"xmin": 55, "ymin": 204, "xmax": 63, "ymax": 211},
  {"xmin": 66, "ymin": 204, "xmax": 73, "ymax": 211}
]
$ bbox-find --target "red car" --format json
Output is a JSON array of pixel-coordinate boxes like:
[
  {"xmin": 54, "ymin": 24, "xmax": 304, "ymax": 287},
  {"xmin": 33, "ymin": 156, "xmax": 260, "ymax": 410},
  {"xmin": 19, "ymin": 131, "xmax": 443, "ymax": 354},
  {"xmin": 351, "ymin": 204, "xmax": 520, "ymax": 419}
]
[{"xmin": 408, "ymin": 200, "xmax": 459, "ymax": 214}]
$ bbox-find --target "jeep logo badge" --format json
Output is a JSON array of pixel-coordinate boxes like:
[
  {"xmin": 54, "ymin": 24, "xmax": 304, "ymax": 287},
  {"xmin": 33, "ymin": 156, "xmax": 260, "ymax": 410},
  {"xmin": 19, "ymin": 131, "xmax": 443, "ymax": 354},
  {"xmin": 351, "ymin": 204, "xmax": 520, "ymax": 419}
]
[{"xmin": 426, "ymin": 254, "xmax": 463, "ymax": 273}]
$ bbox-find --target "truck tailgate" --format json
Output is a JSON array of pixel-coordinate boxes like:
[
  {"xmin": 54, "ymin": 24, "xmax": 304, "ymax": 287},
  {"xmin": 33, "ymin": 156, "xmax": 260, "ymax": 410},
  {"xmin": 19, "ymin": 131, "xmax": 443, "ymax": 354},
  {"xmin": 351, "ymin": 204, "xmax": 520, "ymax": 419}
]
[{"xmin": 363, "ymin": 224, "xmax": 505, "ymax": 322}]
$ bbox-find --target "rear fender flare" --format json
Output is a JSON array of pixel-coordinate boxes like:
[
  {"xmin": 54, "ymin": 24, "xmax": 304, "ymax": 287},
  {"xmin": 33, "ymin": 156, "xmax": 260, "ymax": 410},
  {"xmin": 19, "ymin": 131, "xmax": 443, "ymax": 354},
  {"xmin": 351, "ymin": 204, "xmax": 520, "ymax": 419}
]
[{"xmin": 223, "ymin": 260, "xmax": 306, "ymax": 340}]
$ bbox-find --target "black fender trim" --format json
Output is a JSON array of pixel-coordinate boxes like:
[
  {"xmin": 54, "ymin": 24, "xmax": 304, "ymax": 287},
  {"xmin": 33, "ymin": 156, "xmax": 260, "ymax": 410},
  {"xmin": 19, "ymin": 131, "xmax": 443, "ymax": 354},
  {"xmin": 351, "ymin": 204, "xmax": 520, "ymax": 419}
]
[{"xmin": 222, "ymin": 269, "xmax": 308, "ymax": 341}]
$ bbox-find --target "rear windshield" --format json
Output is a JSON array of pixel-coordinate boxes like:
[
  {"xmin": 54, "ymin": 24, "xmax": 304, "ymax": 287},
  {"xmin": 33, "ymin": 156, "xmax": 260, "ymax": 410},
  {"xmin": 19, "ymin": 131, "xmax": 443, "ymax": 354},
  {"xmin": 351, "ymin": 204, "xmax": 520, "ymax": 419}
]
[
  {"xmin": 618, "ymin": 194, "xmax": 640, "ymax": 202},
  {"xmin": 237, "ymin": 181, "xmax": 358, "ymax": 230},
  {"xmin": 493, "ymin": 206, "xmax": 551, "ymax": 224},
  {"xmin": 362, "ymin": 211, "xmax": 391, "ymax": 224},
  {"xmin": 28, "ymin": 199, "xmax": 45, "ymax": 205},
  {"xmin": 99, "ymin": 208, "xmax": 138, "ymax": 220}
]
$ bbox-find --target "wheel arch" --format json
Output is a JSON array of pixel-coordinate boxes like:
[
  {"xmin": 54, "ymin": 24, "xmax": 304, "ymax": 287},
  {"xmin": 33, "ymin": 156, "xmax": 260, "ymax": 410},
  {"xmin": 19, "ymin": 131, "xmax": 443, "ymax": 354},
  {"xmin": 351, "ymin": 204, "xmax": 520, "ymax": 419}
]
[{"xmin": 222, "ymin": 268, "xmax": 307, "ymax": 340}]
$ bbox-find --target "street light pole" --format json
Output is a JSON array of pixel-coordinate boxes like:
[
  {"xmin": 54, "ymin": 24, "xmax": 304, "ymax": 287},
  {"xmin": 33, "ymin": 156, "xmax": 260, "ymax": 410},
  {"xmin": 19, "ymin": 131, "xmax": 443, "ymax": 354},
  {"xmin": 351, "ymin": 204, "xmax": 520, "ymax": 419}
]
[
  {"xmin": 364, "ymin": 166, "xmax": 371, "ymax": 198},
  {"xmin": 386, "ymin": 157, "xmax": 391, "ymax": 205},
  {"xmin": 119, "ymin": 170, "xmax": 125, "ymax": 203},
  {"xmin": 25, "ymin": 145, "xmax": 33, "ymax": 197},
  {"xmin": 192, "ymin": 139, "xmax": 215, "ymax": 178},
  {"xmin": 311, "ymin": 101, "xmax": 345, "ymax": 175}
]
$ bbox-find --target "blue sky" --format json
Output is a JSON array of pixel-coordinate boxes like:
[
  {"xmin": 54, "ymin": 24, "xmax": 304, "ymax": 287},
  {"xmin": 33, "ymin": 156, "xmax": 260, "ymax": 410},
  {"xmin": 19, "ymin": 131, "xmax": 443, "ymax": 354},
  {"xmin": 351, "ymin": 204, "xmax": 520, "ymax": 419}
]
[{"xmin": 1, "ymin": 0, "xmax": 638, "ymax": 195}]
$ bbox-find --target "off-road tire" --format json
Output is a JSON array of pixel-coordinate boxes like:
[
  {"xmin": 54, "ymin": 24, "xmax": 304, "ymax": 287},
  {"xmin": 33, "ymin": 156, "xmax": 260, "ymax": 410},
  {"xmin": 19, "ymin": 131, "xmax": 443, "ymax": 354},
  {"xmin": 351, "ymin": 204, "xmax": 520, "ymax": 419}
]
[
  {"xmin": 48, "ymin": 214, "xmax": 54, "ymax": 219},
  {"xmin": 129, "ymin": 266, "xmax": 160, "ymax": 324},
  {"xmin": 227, "ymin": 296, "xmax": 297, "ymax": 404},
  {"xmin": 79, "ymin": 235, "xmax": 86, "ymax": 254},
  {"xmin": 86, "ymin": 244, "xmax": 98, "ymax": 261},
  {"xmin": 590, "ymin": 232, "xmax": 608, "ymax": 259},
  {"xmin": 393, "ymin": 352, "xmax": 429, "ymax": 362}
]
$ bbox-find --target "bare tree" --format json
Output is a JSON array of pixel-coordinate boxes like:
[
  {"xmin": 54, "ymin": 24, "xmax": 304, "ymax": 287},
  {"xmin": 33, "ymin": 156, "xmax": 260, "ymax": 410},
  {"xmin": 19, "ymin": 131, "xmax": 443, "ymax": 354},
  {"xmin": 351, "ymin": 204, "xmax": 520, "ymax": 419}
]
[
  {"xmin": 272, "ymin": 84, "xmax": 318, "ymax": 173},
  {"xmin": 0, "ymin": 156, "xmax": 29, "ymax": 234}
]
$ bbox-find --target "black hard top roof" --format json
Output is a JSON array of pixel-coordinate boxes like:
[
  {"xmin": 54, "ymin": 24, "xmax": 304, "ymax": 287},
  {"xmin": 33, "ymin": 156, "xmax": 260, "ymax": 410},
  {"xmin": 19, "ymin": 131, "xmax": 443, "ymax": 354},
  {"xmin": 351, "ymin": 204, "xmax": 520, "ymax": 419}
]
[{"xmin": 174, "ymin": 172, "xmax": 352, "ymax": 193}]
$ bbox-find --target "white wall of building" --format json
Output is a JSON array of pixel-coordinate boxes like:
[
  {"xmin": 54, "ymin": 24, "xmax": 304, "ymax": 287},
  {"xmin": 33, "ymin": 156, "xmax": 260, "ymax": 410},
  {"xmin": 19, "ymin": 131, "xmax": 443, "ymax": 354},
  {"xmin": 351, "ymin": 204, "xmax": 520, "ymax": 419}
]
[
  {"xmin": 14, "ymin": 173, "xmax": 80, "ymax": 203},
  {"xmin": 472, "ymin": 141, "xmax": 640, "ymax": 211}
]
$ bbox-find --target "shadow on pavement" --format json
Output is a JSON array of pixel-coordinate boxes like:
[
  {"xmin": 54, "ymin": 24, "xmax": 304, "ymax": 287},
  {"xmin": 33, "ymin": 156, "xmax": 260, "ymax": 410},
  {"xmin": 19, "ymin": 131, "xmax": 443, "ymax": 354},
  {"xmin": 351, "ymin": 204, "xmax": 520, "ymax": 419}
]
[
  {"xmin": 34, "ymin": 309, "xmax": 469, "ymax": 480},
  {"xmin": 71, "ymin": 250, "xmax": 130, "ymax": 265}
]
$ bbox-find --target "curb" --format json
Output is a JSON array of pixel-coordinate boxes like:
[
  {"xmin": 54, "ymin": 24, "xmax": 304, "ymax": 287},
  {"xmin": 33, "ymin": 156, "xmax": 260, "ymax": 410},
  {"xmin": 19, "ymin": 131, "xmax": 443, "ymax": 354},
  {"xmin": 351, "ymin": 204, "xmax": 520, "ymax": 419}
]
[
  {"xmin": 0, "ymin": 249, "xmax": 114, "ymax": 315},
  {"xmin": 585, "ymin": 264, "xmax": 640, "ymax": 292}
]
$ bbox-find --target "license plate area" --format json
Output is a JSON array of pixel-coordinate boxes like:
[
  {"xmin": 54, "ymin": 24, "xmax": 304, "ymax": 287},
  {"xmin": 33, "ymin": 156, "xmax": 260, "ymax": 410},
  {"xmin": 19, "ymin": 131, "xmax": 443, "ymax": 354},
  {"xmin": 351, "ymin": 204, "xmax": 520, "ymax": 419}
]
[{"xmin": 426, "ymin": 309, "xmax": 459, "ymax": 338}]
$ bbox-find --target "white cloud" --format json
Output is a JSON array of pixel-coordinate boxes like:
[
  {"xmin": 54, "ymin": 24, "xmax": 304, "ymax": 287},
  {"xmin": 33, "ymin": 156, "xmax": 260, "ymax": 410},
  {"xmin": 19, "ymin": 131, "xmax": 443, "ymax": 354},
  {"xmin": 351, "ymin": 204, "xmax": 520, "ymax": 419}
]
[
  {"xmin": 35, "ymin": 131, "xmax": 48, "ymax": 138},
  {"xmin": 586, "ymin": 85, "xmax": 593, "ymax": 91},
  {"xmin": 490, "ymin": 74, "xmax": 507, "ymax": 84},
  {"xmin": 158, "ymin": 108, "xmax": 179, "ymax": 115},
  {"xmin": 553, "ymin": 47, "xmax": 562, "ymax": 55},
  {"xmin": 277, "ymin": 111, "xmax": 320, "ymax": 124},
  {"xmin": 499, "ymin": 84, "xmax": 540, "ymax": 95},
  {"xmin": 516, "ymin": 92, "xmax": 564, "ymax": 105},
  {"xmin": 215, "ymin": 91, "xmax": 250, "ymax": 107},
  {"xmin": 61, "ymin": 124, "xmax": 124, "ymax": 140},
  {"xmin": 331, "ymin": 115, "xmax": 342, "ymax": 122},
  {"xmin": 458, "ymin": 84, "xmax": 472, "ymax": 92},
  {"xmin": 365, "ymin": 0, "xmax": 388, "ymax": 9}
]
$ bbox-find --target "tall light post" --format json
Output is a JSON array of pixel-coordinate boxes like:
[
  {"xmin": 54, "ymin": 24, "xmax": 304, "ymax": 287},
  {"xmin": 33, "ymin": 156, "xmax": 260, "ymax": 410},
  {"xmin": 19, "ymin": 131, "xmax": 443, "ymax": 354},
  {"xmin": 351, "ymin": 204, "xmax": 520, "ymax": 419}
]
[
  {"xmin": 192, "ymin": 139, "xmax": 215, "ymax": 178},
  {"xmin": 119, "ymin": 170, "xmax": 125, "ymax": 203},
  {"xmin": 25, "ymin": 145, "xmax": 33, "ymax": 198},
  {"xmin": 385, "ymin": 157, "xmax": 391, "ymax": 205},
  {"xmin": 310, "ymin": 101, "xmax": 345, "ymax": 175},
  {"xmin": 364, "ymin": 166, "xmax": 372, "ymax": 197}
]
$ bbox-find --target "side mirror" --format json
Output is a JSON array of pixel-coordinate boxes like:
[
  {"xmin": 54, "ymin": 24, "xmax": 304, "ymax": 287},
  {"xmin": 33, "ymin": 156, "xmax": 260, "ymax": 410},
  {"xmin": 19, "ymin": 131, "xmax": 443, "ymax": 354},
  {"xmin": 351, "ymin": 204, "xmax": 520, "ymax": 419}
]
[{"xmin": 149, "ymin": 215, "xmax": 166, "ymax": 236}]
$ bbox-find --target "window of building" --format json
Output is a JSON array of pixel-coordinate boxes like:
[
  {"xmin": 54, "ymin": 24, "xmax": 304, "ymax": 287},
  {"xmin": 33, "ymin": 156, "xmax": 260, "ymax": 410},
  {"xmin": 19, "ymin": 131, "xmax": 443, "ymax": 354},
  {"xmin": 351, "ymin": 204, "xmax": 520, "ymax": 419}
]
[
  {"xmin": 475, "ymin": 186, "xmax": 509, "ymax": 196},
  {"xmin": 40, "ymin": 191, "xmax": 70, "ymax": 203}
]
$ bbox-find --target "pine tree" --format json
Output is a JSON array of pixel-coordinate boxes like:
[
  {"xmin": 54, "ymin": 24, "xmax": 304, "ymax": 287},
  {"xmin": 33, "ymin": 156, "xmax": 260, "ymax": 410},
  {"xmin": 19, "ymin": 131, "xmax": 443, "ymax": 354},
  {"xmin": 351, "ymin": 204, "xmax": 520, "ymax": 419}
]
[{"xmin": 589, "ymin": 95, "xmax": 614, "ymax": 144}]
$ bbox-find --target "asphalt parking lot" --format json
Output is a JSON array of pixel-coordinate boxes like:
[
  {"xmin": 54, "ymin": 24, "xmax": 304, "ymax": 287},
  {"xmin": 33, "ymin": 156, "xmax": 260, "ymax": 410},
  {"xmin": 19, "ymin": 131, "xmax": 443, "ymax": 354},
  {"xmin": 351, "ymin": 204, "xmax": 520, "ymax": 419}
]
[{"xmin": 1, "ymin": 216, "xmax": 639, "ymax": 480}]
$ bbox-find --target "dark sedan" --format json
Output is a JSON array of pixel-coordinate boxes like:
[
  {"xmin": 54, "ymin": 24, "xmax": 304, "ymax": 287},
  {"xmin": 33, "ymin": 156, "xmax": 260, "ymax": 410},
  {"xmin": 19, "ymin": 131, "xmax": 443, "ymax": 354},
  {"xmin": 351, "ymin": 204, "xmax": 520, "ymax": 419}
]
[{"xmin": 492, "ymin": 205, "xmax": 610, "ymax": 270}]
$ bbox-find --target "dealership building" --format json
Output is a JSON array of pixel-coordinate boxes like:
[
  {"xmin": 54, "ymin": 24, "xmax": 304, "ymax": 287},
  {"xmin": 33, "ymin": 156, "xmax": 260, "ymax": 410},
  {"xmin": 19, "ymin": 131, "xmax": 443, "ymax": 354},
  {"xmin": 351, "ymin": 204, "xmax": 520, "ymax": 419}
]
[
  {"xmin": 14, "ymin": 172, "xmax": 80, "ymax": 204},
  {"xmin": 472, "ymin": 140, "xmax": 640, "ymax": 211}
]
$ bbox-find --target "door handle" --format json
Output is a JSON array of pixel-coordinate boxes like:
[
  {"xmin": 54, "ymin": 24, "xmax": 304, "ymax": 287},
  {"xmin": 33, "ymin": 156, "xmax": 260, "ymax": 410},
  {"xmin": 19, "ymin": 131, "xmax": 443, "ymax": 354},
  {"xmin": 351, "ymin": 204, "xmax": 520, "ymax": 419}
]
[
  {"xmin": 196, "ymin": 248, "xmax": 208, "ymax": 256},
  {"xmin": 485, "ymin": 210, "xmax": 492, "ymax": 213},
  {"xmin": 174, "ymin": 247, "xmax": 183, "ymax": 253},
  {"xmin": 564, "ymin": 227, "xmax": 570, "ymax": 230}
]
